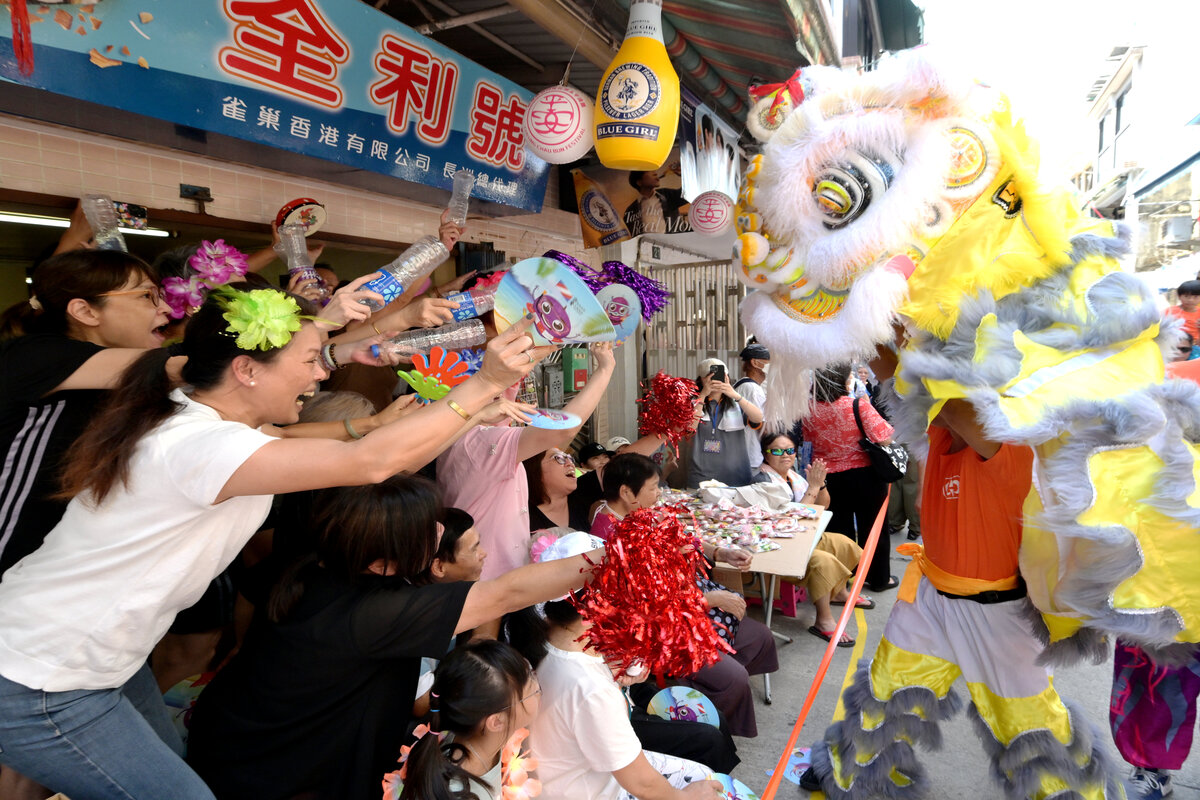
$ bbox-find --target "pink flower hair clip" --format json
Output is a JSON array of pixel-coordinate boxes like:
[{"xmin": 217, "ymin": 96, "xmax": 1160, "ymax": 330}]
[{"xmin": 162, "ymin": 240, "xmax": 250, "ymax": 319}]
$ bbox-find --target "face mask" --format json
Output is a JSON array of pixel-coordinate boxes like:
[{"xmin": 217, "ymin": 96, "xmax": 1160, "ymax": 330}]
[{"xmin": 761, "ymin": 362, "xmax": 771, "ymax": 376}]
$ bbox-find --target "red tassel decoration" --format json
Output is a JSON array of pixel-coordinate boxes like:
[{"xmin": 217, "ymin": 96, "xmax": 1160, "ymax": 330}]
[
  {"xmin": 637, "ymin": 371, "xmax": 699, "ymax": 455},
  {"xmin": 10, "ymin": 0, "xmax": 34, "ymax": 77},
  {"xmin": 572, "ymin": 506, "xmax": 733, "ymax": 680}
]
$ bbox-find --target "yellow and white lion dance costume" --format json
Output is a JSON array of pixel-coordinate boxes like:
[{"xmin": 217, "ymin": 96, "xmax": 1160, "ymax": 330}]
[{"xmin": 736, "ymin": 49, "xmax": 1200, "ymax": 799}]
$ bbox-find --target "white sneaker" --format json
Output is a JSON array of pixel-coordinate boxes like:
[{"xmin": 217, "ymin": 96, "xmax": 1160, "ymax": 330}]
[{"xmin": 1129, "ymin": 767, "xmax": 1173, "ymax": 800}]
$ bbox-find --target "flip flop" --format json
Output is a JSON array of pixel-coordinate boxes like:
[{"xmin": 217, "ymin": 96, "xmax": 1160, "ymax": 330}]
[
  {"xmin": 867, "ymin": 575, "xmax": 899, "ymax": 592},
  {"xmin": 831, "ymin": 595, "xmax": 875, "ymax": 610},
  {"xmin": 808, "ymin": 625, "xmax": 855, "ymax": 648}
]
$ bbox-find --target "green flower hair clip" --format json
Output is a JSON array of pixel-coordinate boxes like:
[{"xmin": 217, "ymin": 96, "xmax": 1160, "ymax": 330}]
[{"xmin": 217, "ymin": 288, "xmax": 307, "ymax": 351}]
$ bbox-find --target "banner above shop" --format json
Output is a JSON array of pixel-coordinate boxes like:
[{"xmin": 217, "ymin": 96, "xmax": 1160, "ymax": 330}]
[{"xmin": 0, "ymin": 0, "xmax": 549, "ymax": 212}]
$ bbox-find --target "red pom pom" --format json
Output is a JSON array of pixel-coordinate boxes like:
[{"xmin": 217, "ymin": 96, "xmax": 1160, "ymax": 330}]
[
  {"xmin": 572, "ymin": 506, "xmax": 733, "ymax": 679},
  {"xmin": 637, "ymin": 372, "xmax": 699, "ymax": 455}
]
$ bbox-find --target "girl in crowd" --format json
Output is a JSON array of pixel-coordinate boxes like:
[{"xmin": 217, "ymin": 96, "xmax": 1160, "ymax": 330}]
[
  {"xmin": 0, "ymin": 250, "xmax": 175, "ymax": 576},
  {"xmin": 438, "ymin": 343, "xmax": 615, "ymax": 583},
  {"xmin": 807, "ymin": 362, "xmax": 897, "ymax": 592},
  {"xmin": 754, "ymin": 432, "xmax": 872, "ymax": 647},
  {"xmin": 687, "ymin": 358, "xmax": 763, "ymax": 488},
  {"xmin": 591, "ymin": 454, "xmax": 776, "ymax": 738},
  {"xmin": 392, "ymin": 640, "xmax": 541, "ymax": 800},
  {"xmin": 188, "ymin": 477, "xmax": 597, "ymax": 800},
  {"xmin": 509, "ymin": 533, "xmax": 724, "ymax": 800},
  {"xmin": 0, "ymin": 284, "xmax": 549, "ymax": 799},
  {"xmin": 525, "ymin": 448, "xmax": 592, "ymax": 531}
]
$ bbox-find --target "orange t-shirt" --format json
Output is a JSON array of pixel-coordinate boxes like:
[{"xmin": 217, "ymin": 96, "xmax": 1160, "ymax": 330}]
[
  {"xmin": 919, "ymin": 426, "xmax": 1034, "ymax": 581},
  {"xmin": 1168, "ymin": 357, "xmax": 1200, "ymax": 386},
  {"xmin": 1165, "ymin": 306, "xmax": 1200, "ymax": 341}
]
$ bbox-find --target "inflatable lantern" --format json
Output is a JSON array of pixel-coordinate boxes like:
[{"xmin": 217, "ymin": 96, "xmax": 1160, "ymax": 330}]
[
  {"xmin": 593, "ymin": 0, "xmax": 680, "ymax": 170},
  {"xmin": 737, "ymin": 49, "xmax": 1200, "ymax": 666},
  {"xmin": 523, "ymin": 84, "xmax": 594, "ymax": 164}
]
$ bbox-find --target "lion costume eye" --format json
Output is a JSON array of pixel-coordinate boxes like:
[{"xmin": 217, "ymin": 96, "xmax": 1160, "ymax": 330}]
[{"xmin": 812, "ymin": 151, "xmax": 901, "ymax": 230}]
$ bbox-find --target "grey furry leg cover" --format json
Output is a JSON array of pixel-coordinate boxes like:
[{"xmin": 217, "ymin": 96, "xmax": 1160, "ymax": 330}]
[
  {"xmin": 968, "ymin": 698, "xmax": 1123, "ymax": 800},
  {"xmin": 810, "ymin": 660, "xmax": 963, "ymax": 800}
]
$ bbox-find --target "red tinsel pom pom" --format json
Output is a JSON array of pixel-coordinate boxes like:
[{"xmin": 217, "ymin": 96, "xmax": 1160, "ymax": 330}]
[
  {"xmin": 637, "ymin": 371, "xmax": 699, "ymax": 455},
  {"xmin": 572, "ymin": 506, "xmax": 733, "ymax": 679}
]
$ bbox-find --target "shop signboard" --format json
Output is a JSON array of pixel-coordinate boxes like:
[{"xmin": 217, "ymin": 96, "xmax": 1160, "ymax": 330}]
[{"xmin": 0, "ymin": 0, "xmax": 549, "ymax": 212}]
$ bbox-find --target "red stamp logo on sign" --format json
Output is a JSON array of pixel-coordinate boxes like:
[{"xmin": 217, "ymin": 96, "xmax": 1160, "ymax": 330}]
[{"xmin": 689, "ymin": 191, "xmax": 733, "ymax": 236}]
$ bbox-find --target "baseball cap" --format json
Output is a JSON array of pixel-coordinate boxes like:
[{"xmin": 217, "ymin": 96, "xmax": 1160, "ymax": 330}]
[
  {"xmin": 697, "ymin": 358, "xmax": 727, "ymax": 377},
  {"xmin": 578, "ymin": 442, "xmax": 611, "ymax": 463},
  {"xmin": 605, "ymin": 436, "xmax": 632, "ymax": 451},
  {"xmin": 739, "ymin": 342, "xmax": 770, "ymax": 361}
]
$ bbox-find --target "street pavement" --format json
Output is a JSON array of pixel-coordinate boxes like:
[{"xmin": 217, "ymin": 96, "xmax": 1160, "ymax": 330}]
[{"xmin": 724, "ymin": 543, "xmax": 1200, "ymax": 800}]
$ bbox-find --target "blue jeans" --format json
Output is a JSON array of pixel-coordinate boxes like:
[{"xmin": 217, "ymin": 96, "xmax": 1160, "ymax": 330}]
[{"xmin": 0, "ymin": 664, "xmax": 214, "ymax": 799}]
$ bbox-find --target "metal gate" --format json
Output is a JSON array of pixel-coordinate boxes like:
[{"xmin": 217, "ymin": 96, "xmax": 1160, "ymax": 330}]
[{"xmin": 639, "ymin": 258, "xmax": 747, "ymax": 383}]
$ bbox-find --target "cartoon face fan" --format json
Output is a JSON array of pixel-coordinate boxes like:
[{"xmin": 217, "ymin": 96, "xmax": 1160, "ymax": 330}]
[{"xmin": 493, "ymin": 257, "xmax": 617, "ymax": 346}]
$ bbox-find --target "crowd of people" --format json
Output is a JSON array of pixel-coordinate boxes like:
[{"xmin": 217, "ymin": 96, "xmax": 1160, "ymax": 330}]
[
  {"xmin": 0, "ymin": 209, "xmax": 903, "ymax": 800},
  {"xmin": 3, "ymin": 208, "xmax": 1193, "ymax": 800}
]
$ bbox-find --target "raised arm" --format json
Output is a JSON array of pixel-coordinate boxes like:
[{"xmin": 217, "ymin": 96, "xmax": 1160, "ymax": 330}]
[
  {"xmin": 53, "ymin": 349, "xmax": 185, "ymax": 393},
  {"xmin": 932, "ymin": 398, "xmax": 1000, "ymax": 460},
  {"xmin": 455, "ymin": 548, "xmax": 601, "ymax": 633},
  {"xmin": 215, "ymin": 316, "xmax": 553, "ymax": 501},
  {"xmin": 516, "ymin": 343, "xmax": 617, "ymax": 461}
]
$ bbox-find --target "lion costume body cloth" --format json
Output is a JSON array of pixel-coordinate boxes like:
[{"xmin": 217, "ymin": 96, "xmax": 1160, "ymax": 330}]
[{"xmin": 736, "ymin": 51, "xmax": 1199, "ymax": 799}]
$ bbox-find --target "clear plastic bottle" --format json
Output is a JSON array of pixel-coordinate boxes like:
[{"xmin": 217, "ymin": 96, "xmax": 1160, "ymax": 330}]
[
  {"xmin": 81, "ymin": 193, "xmax": 127, "ymax": 252},
  {"xmin": 379, "ymin": 318, "xmax": 486, "ymax": 358},
  {"xmin": 275, "ymin": 223, "xmax": 330, "ymax": 302},
  {"xmin": 360, "ymin": 235, "xmax": 449, "ymax": 312},
  {"xmin": 446, "ymin": 169, "xmax": 475, "ymax": 227},
  {"xmin": 443, "ymin": 285, "xmax": 497, "ymax": 322}
]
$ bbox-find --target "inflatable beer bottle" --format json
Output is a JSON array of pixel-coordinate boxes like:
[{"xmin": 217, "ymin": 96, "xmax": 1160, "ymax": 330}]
[{"xmin": 593, "ymin": 0, "xmax": 680, "ymax": 170}]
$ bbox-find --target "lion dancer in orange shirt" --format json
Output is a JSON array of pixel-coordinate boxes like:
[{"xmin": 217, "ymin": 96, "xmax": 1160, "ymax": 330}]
[{"xmin": 800, "ymin": 394, "xmax": 1122, "ymax": 800}]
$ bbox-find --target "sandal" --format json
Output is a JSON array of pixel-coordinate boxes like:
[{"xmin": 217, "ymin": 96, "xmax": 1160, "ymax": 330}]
[
  {"xmin": 808, "ymin": 625, "xmax": 855, "ymax": 648},
  {"xmin": 831, "ymin": 594, "xmax": 875, "ymax": 610},
  {"xmin": 867, "ymin": 575, "xmax": 899, "ymax": 592}
]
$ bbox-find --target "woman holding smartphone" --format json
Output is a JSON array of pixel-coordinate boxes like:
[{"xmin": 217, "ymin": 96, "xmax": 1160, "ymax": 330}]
[{"xmin": 686, "ymin": 358, "xmax": 763, "ymax": 488}]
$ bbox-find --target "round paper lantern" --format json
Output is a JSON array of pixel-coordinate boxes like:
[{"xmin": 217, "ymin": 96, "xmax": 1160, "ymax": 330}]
[
  {"xmin": 523, "ymin": 85, "xmax": 594, "ymax": 164},
  {"xmin": 689, "ymin": 191, "xmax": 735, "ymax": 237}
]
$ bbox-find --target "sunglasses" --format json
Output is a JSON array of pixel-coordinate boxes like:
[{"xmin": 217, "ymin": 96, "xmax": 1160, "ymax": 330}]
[
  {"xmin": 98, "ymin": 286, "xmax": 163, "ymax": 305},
  {"xmin": 767, "ymin": 447, "xmax": 796, "ymax": 456},
  {"xmin": 551, "ymin": 452, "xmax": 575, "ymax": 466}
]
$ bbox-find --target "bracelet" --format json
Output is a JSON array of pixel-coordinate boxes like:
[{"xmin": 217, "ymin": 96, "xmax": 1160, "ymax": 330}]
[
  {"xmin": 732, "ymin": 394, "xmax": 744, "ymax": 403},
  {"xmin": 371, "ymin": 322, "xmax": 382, "ymax": 336},
  {"xmin": 343, "ymin": 418, "xmax": 364, "ymax": 440},
  {"xmin": 446, "ymin": 399, "xmax": 471, "ymax": 420},
  {"xmin": 320, "ymin": 342, "xmax": 340, "ymax": 372}
]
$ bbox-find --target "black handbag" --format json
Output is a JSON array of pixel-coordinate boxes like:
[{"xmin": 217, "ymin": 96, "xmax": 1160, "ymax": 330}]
[{"xmin": 852, "ymin": 396, "xmax": 908, "ymax": 482}]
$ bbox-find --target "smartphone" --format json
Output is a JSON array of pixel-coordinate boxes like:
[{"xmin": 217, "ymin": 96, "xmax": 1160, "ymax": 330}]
[
  {"xmin": 710, "ymin": 364, "xmax": 726, "ymax": 383},
  {"xmin": 799, "ymin": 441, "xmax": 814, "ymax": 471}
]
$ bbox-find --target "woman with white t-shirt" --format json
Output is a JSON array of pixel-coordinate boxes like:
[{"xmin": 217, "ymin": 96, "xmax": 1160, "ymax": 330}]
[{"xmin": 0, "ymin": 284, "xmax": 551, "ymax": 800}]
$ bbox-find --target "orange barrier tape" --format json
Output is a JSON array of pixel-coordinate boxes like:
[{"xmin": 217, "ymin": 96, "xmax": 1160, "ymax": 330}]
[{"xmin": 759, "ymin": 487, "xmax": 890, "ymax": 800}]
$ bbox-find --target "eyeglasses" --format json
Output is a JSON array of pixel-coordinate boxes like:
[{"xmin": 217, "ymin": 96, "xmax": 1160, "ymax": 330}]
[
  {"xmin": 98, "ymin": 286, "xmax": 163, "ymax": 305},
  {"xmin": 501, "ymin": 676, "xmax": 542, "ymax": 710},
  {"xmin": 767, "ymin": 447, "xmax": 796, "ymax": 456},
  {"xmin": 551, "ymin": 452, "xmax": 575, "ymax": 466}
]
